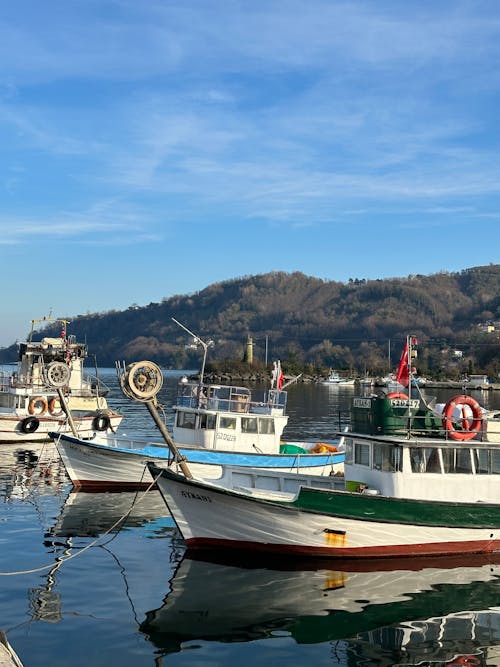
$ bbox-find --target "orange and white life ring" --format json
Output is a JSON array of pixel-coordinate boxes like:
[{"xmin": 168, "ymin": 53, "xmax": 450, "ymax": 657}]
[
  {"xmin": 387, "ymin": 392, "xmax": 409, "ymax": 400},
  {"xmin": 311, "ymin": 442, "xmax": 338, "ymax": 454},
  {"xmin": 442, "ymin": 394, "xmax": 482, "ymax": 441},
  {"xmin": 48, "ymin": 397, "xmax": 64, "ymax": 417},
  {"xmin": 28, "ymin": 396, "xmax": 48, "ymax": 416}
]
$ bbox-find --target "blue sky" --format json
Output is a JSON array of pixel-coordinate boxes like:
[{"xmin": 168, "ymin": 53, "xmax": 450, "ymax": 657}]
[{"xmin": 1, "ymin": 0, "xmax": 499, "ymax": 346}]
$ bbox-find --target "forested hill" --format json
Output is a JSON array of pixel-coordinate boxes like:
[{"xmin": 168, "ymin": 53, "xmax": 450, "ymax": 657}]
[{"xmin": 3, "ymin": 264, "xmax": 500, "ymax": 377}]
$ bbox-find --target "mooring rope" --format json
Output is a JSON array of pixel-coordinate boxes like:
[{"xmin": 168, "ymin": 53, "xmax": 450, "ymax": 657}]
[{"xmin": 0, "ymin": 469, "xmax": 162, "ymax": 577}]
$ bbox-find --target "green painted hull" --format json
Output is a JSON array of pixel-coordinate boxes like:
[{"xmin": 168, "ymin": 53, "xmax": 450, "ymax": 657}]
[{"xmin": 293, "ymin": 487, "xmax": 500, "ymax": 529}]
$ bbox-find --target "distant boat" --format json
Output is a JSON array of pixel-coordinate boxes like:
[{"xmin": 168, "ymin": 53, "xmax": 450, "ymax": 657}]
[
  {"xmin": 0, "ymin": 318, "xmax": 123, "ymax": 443},
  {"xmin": 320, "ymin": 372, "xmax": 356, "ymax": 387}
]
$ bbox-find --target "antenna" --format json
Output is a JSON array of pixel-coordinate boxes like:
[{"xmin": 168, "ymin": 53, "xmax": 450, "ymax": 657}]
[{"xmin": 171, "ymin": 318, "xmax": 208, "ymax": 385}]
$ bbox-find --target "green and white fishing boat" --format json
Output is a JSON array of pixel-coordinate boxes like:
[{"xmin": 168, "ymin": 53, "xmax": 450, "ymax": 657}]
[{"xmin": 148, "ymin": 337, "xmax": 500, "ymax": 560}]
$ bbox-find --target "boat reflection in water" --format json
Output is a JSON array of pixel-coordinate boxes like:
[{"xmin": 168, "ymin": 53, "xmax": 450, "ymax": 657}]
[
  {"xmin": 140, "ymin": 552, "xmax": 500, "ymax": 665},
  {"xmin": 47, "ymin": 488, "xmax": 173, "ymax": 538}
]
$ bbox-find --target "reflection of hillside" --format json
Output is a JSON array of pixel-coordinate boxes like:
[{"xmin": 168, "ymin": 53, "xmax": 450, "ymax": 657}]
[{"xmin": 140, "ymin": 553, "xmax": 500, "ymax": 663}]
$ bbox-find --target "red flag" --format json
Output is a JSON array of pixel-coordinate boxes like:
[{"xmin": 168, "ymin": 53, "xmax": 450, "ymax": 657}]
[
  {"xmin": 277, "ymin": 371, "xmax": 285, "ymax": 389},
  {"xmin": 395, "ymin": 341, "xmax": 409, "ymax": 387}
]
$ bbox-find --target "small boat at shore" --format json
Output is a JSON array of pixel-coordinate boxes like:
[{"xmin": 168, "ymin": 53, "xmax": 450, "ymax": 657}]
[
  {"xmin": 0, "ymin": 318, "xmax": 123, "ymax": 443},
  {"xmin": 147, "ymin": 336, "xmax": 500, "ymax": 560}
]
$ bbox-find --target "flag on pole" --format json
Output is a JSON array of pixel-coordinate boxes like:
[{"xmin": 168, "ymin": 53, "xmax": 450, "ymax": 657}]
[
  {"xmin": 395, "ymin": 341, "xmax": 409, "ymax": 387},
  {"xmin": 277, "ymin": 363, "xmax": 285, "ymax": 390},
  {"xmin": 272, "ymin": 361, "xmax": 285, "ymax": 389},
  {"xmin": 395, "ymin": 337, "xmax": 418, "ymax": 387}
]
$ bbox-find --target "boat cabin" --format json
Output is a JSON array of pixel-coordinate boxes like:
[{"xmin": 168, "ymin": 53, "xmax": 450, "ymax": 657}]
[
  {"xmin": 344, "ymin": 395, "xmax": 500, "ymax": 503},
  {"xmin": 172, "ymin": 380, "xmax": 289, "ymax": 453}
]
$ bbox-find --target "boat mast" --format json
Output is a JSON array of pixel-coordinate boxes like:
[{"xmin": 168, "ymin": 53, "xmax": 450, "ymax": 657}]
[{"xmin": 171, "ymin": 318, "xmax": 208, "ymax": 386}]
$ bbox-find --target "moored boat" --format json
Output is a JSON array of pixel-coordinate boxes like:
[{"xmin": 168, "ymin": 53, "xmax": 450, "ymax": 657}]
[
  {"xmin": 0, "ymin": 318, "xmax": 123, "ymax": 443},
  {"xmin": 146, "ymin": 337, "xmax": 500, "ymax": 559},
  {"xmin": 50, "ymin": 355, "xmax": 344, "ymax": 489},
  {"xmin": 320, "ymin": 371, "xmax": 356, "ymax": 387},
  {"xmin": 51, "ymin": 431, "xmax": 344, "ymax": 490}
]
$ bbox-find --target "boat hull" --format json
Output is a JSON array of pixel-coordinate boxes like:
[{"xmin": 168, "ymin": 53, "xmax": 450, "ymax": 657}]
[
  {"xmin": 151, "ymin": 465, "xmax": 500, "ymax": 559},
  {"xmin": 0, "ymin": 413, "xmax": 123, "ymax": 444},
  {"xmin": 53, "ymin": 434, "xmax": 345, "ymax": 490}
]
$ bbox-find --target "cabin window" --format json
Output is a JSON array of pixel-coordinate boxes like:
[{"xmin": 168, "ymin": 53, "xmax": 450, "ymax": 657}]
[
  {"xmin": 241, "ymin": 417, "xmax": 258, "ymax": 433},
  {"xmin": 258, "ymin": 418, "xmax": 275, "ymax": 435},
  {"xmin": 176, "ymin": 411, "xmax": 196, "ymax": 429},
  {"xmin": 493, "ymin": 450, "xmax": 500, "ymax": 474},
  {"xmin": 373, "ymin": 443, "xmax": 401, "ymax": 472},
  {"xmin": 354, "ymin": 442, "xmax": 370, "ymax": 466},
  {"xmin": 199, "ymin": 414, "xmax": 216, "ymax": 430},
  {"xmin": 220, "ymin": 417, "xmax": 236, "ymax": 430},
  {"xmin": 474, "ymin": 449, "xmax": 490, "ymax": 474},
  {"xmin": 441, "ymin": 448, "xmax": 473, "ymax": 474},
  {"xmin": 410, "ymin": 447, "xmax": 441, "ymax": 473},
  {"xmin": 345, "ymin": 439, "xmax": 354, "ymax": 464},
  {"xmin": 473, "ymin": 449, "xmax": 500, "ymax": 475}
]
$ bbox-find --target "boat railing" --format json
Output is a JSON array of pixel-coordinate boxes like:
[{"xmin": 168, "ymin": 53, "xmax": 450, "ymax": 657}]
[
  {"xmin": 0, "ymin": 370, "xmax": 49, "ymax": 392},
  {"xmin": 175, "ymin": 382, "xmax": 287, "ymax": 415},
  {"xmin": 0, "ymin": 369, "xmax": 111, "ymax": 398}
]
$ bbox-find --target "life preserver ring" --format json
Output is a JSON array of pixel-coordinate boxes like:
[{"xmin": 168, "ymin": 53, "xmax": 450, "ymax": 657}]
[
  {"xmin": 48, "ymin": 397, "xmax": 64, "ymax": 416},
  {"xmin": 311, "ymin": 442, "xmax": 338, "ymax": 453},
  {"xmin": 92, "ymin": 413, "xmax": 111, "ymax": 432},
  {"xmin": 442, "ymin": 394, "xmax": 482, "ymax": 441},
  {"xmin": 28, "ymin": 396, "xmax": 48, "ymax": 416},
  {"xmin": 387, "ymin": 392, "xmax": 409, "ymax": 400},
  {"xmin": 20, "ymin": 416, "xmax": 40, "ymax": 433}
]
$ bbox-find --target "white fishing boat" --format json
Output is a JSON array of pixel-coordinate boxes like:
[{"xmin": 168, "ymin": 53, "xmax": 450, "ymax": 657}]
[
  {"xmin": 320, "ymin": 371, "xmax": 356, "ymax": 387},
  {"xmin": 148, "ymin": 336, "xmax": 500, "ymax": 560},
  {"xmin": 0, "ymin": 318, "xmax": 123, "ymax": 443},
  {"xmin": 51, "ymin": 352, "xmax": 344, "ymax": 489}
]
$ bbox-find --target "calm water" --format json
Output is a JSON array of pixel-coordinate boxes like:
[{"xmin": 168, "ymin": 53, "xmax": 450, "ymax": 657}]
[{"xmin": 1, "ymin": 371, "xmax": 499, "ymax": 667}]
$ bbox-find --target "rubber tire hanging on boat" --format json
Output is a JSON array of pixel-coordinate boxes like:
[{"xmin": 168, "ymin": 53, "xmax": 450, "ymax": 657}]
[
  {"xmin": 442, "ymin": 394, "xmax": 482, "ymax": 442},
  {"xmin": 20, "ymin": 416, "xmax": 40, "ymax": 433},
  {"xmin": 92, "ymin": 413, "xmax": 111, "ymax": 432}
]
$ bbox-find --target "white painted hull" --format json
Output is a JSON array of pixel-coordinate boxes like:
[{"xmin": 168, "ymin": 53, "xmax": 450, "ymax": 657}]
[
  {"xmin": 0, "ymin": 413, "xmax": 123, "ymax": 444},
  {"xmin": 53, "ymin": 434, "xmax": 344, "ymax": 489},
  {"xmin": 153, "ymin": 467, "xmax": 500, "ymax": 558}
]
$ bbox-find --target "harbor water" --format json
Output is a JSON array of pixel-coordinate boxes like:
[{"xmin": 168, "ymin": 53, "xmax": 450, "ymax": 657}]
[{"xmin": 1, "ymin": 370, "xmax": 499, "ymax": 666}]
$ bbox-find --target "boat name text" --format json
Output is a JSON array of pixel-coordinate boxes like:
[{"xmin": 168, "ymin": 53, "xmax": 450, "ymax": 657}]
[{"xmin": 181, "ymin": 490, "xmax": 212, "ymax": 503}]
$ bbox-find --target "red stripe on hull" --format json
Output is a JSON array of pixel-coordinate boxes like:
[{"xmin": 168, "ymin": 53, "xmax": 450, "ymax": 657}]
[
  {"xmin": 185, "ymin": 537, "xmax": 500, "ymax": 560},
  {"xmin": 72, "ymin": 480, "xmax": 156, "ymax": 492}
]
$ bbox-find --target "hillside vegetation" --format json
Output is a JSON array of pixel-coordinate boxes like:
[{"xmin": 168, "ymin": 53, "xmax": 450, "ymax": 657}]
[{"xmin": 2, "ymin": 264, "xmax": 499, "ymax": 379}]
